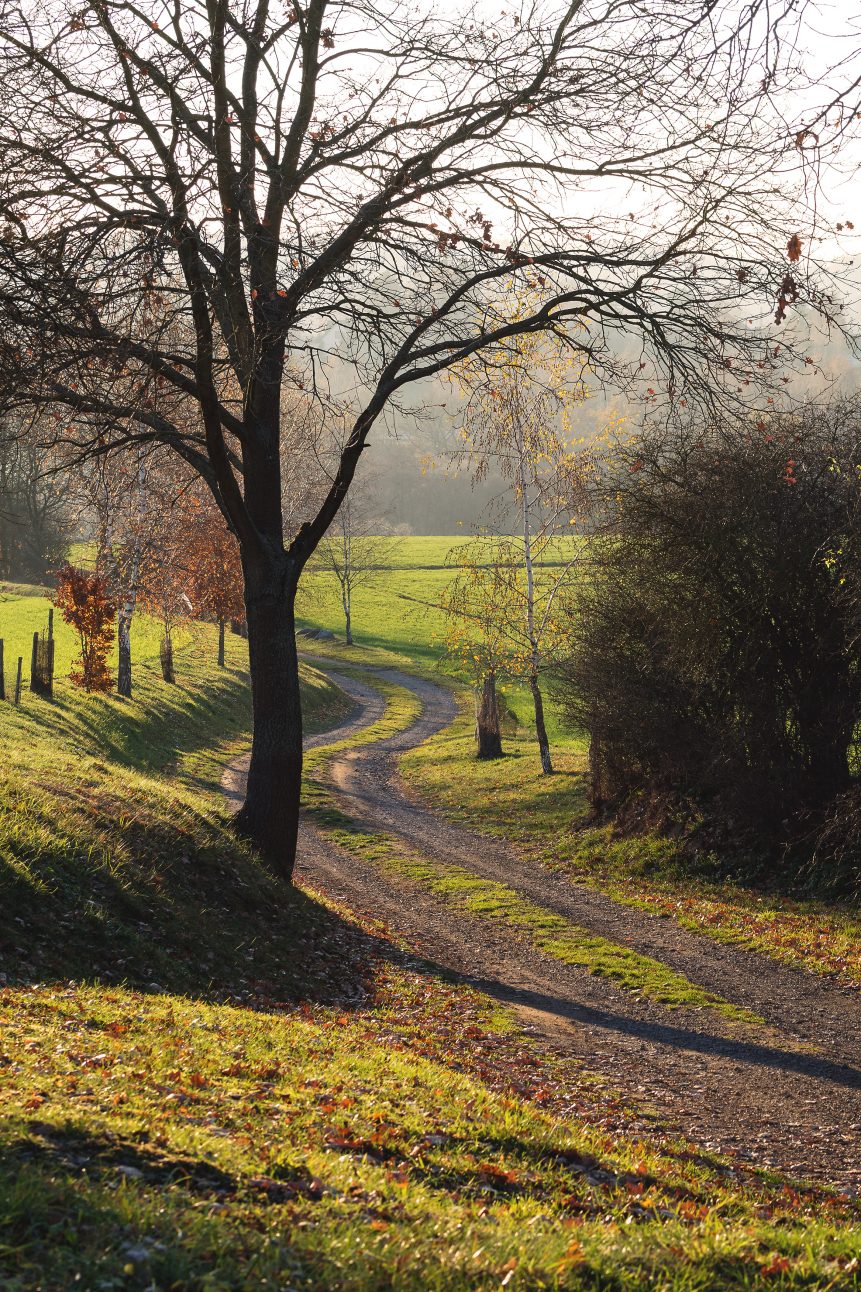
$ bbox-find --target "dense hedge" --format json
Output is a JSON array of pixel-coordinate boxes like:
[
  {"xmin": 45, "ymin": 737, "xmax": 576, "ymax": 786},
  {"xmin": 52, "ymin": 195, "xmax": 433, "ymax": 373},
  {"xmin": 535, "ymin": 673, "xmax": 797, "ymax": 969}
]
[{"xmin": 557, "ymin": 402, "xmax": 861, "ymax": 891}]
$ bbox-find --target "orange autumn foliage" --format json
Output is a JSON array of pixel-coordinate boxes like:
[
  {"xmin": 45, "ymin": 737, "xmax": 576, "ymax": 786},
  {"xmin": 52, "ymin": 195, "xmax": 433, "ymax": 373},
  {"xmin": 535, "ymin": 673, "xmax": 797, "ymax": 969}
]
[{"xmin": 55, "ymin": 563, "xmax": 116, "ymax": 692}]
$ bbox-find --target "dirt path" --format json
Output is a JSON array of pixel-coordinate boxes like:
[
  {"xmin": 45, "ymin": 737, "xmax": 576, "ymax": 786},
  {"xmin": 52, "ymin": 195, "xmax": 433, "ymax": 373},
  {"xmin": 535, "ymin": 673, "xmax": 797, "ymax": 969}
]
[
  {"xmin": 226, "ymin": 665, "xmax": 861, "ymax": 1194},
  {"xmin": 221, "ymin": 668, "xmax": 385, "ymax": 813}
]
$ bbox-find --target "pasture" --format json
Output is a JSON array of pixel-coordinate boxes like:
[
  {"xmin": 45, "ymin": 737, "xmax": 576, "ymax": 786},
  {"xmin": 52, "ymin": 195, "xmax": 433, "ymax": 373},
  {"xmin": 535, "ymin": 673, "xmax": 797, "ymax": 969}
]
[{"xmin": 297, "ymin": 533, "xmax": 581, "ymax": 747}]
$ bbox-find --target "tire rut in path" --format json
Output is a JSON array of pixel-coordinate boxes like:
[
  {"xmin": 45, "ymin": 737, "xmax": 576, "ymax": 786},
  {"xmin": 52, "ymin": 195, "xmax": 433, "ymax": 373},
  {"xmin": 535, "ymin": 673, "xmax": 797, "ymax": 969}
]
[{"xmin": 228, "ymin": 663, "xmax": 861, "ymax": 1194}]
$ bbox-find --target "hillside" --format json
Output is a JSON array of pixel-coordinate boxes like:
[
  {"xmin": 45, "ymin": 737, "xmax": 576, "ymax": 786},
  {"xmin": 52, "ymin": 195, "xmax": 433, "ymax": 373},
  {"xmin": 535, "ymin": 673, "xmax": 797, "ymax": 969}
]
[{"xmin": 0, "ymin": 584, "xmax": 351, "ymax": 992}]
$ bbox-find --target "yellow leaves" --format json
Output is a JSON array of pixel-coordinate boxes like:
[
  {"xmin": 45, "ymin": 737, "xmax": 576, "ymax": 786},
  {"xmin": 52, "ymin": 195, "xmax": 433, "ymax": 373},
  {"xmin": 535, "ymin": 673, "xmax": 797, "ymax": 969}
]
[{"xmin": 552, "ymin": 1240, "xmax": 585, "ymax": 1274}]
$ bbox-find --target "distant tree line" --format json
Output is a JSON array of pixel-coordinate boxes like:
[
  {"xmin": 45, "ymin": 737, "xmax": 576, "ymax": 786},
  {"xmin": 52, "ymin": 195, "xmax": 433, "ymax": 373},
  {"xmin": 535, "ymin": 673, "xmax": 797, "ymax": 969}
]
[{"xmin": 0, "ymin": 419, "xmax": 72, "ymax": 583}]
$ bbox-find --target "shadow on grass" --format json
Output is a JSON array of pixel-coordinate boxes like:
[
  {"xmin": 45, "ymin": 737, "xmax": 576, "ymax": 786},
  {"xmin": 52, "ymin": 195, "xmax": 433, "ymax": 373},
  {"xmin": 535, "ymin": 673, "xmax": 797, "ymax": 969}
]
[
  {"xmin": 0, "ymin": 1123, "xmax": 346, "ymax": 1292},
  {"xmin": 0, "ymin": 760, "xmax": 378, "ymax": 1006},
  {"xmin": 18, "ymin": 661, "xmax": 251, "ymax": 781},
  {"xmin": 0, "ymin": 1122, "xmax": 628, "ymax": 1292},
  {"xmin": 1, "ymin": 853, "xmax": 380, "ymax": 1009}
]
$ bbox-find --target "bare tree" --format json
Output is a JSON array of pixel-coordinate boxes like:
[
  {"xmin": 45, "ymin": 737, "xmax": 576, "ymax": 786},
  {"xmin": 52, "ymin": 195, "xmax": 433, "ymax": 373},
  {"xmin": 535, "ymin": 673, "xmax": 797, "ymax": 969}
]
[
  {"xmin": 308, "ymin": 484, "xmax": 392, "ymax": 644},
  {"xmin": 0, "ymin": 0, "xmax": 854, "ymax": 875},
  {"xmin": 450, "ymin": 321, "xmax": 590, "ymax": 772},
  {"xmin": 437, "ymin": 545, "xmax": 512, "ymax": 761}
]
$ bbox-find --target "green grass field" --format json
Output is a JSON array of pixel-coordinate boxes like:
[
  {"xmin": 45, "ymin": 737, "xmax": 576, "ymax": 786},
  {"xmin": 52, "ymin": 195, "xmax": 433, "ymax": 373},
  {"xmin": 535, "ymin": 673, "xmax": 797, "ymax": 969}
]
[
  {"xmin": 312, "ymin": 535, "xmax": 581, "ymax": 571},
  {"xmin": 297, "ymin": 535, "xmax": 580, "ymax": 748},
  {"xmin": 0, "ymin": 581, "xmax": 180, "ymax": 685}
]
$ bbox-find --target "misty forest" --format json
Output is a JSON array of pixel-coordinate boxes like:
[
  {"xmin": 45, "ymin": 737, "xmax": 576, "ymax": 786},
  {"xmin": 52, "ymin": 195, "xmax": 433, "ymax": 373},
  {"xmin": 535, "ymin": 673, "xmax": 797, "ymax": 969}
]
[{"xmin": 2, "ymin": 1, "xmax": 861, "ymax": 1288}]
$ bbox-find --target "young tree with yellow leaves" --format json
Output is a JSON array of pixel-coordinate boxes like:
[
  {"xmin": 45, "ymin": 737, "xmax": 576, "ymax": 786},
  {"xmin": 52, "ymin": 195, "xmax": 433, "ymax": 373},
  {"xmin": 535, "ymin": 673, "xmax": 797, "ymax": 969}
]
[
  {"xmin": 449, "ymin": 326, "xmax": 591, "ymax": 773},
  {"xmin": 439, "ymin": 545, "xmax": 514, "ymax": 760},
  {"xmin": 441, "ymin": 535, "xmax": 579, "ymax": 770}
]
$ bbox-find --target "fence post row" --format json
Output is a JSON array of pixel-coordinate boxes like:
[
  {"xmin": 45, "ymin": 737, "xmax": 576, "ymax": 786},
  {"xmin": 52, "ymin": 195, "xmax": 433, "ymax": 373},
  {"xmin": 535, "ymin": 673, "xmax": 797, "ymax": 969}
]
[{"xmin": 14, "ymin": 657, "xmax": 22, "ymax": 707}]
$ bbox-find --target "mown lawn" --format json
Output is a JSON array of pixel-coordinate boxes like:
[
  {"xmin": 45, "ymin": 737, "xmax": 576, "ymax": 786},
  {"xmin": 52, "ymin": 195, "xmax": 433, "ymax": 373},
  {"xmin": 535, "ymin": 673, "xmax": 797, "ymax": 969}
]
[{"xmin": 2, "ymin": 582, "xmax": 861, "ymax": 1288}]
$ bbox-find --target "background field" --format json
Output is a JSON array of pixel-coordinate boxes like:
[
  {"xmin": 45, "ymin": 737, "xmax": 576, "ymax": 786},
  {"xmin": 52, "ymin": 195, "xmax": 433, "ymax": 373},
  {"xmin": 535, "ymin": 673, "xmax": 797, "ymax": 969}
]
[
  {"xmin": 297, "ymin": 534, "xmax": 582, "ymax": 750},
  {"xmin": 346, "ymin": 534, "xmax": 580, "ymax": 569}
]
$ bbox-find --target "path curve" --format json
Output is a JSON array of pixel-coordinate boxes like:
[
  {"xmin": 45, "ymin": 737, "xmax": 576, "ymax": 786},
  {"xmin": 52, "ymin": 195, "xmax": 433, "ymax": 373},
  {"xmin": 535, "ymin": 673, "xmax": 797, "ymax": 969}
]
[
  {"xmin": 221, "ymin": 666, "xmax": 385, "ymax": 813},
  {"xmin": 227, "ymin": 663, "xmax": 861, "ymax": 1194}
]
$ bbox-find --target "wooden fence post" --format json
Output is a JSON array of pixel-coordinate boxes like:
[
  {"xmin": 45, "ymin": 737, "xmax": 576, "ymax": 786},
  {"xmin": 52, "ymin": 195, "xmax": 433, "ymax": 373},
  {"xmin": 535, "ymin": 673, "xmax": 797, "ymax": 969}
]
[
  {"xmin": 14, "ymin": 657, "xmax": 22, "ymax": 707},
  {"xmin": 0, "ymin": 638, "xmax": 4, "ymax": 702},
  {"xmin": 46, "ymin": 609, "xmax": 55, "ymax": 696},
  {"xmin": 30, "ymin": 613, "xmax": 56, "ymax": 698}
]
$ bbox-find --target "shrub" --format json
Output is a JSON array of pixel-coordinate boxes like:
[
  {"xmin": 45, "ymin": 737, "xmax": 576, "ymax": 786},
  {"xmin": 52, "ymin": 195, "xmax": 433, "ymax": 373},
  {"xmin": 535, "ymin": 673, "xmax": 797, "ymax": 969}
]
[
  {"xmin": 55, "ymin": 564, "xmax": 116, "ymax": 692},
  {"xmin": 556, "ymin": 401, "xmax": 861, "ymax": 884}
]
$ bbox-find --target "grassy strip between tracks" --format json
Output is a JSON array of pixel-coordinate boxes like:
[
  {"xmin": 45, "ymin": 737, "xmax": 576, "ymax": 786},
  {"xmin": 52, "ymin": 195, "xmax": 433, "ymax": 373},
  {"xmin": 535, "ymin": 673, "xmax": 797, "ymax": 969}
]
[{"xmin": 302, "ymin": 675, "xmax": 768, "ymax": 1032}]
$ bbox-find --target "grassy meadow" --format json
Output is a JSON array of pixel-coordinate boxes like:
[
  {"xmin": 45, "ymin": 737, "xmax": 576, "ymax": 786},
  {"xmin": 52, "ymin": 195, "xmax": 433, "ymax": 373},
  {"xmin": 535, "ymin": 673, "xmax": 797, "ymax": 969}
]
[{"xmin": 297, "ymin": 534, "xmax": 582, "ymax": 748}]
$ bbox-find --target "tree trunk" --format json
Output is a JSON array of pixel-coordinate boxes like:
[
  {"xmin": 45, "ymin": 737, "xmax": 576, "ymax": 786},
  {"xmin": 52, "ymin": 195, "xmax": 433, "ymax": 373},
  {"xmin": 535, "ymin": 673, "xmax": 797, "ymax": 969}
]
[
  {"xmin": 516, "ymin": 428, "xmax": 552, "ymax": 774},
  {"xmin": 160, "ymin": 628, "xmax": 175, "ymax": 684},
  {"xmin": 588, "ymin": 734, "xmax": 607, "ymax": 812},
  {"xmin": 117, "ymin": 605, "xmax": 133, "ymax": 697},
  {"xmin": 529, "ymin": 671, "xmax": 553, "ymax": 774},
  {"xmin": 344, "ymin": 600, "xmax": 353, "ymax": 646},
  {"xmin": 116, "ymin": 527, "xmax": 141, "ymax": 699},
  {"xmin": 218, "ymin": 617, "xmax": 226, "ymax": 668},
  {"xmin": 476, "ymin": 671, "xmax": 504, "ymax": 759},
  {"xmin": 233, "ymin": 557, "xmax": 303, "ymax": 878}
]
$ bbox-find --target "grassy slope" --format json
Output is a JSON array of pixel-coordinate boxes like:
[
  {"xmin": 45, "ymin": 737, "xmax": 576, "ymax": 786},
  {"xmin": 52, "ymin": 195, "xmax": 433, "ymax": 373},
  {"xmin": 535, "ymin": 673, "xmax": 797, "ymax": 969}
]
[
  {"xmin": 0, "ymin": 585, "xmax": 351, "ymax": 990},
  {"xmin": 2, "ymin": 584, "xmax": 861, "ymax": 1288}
]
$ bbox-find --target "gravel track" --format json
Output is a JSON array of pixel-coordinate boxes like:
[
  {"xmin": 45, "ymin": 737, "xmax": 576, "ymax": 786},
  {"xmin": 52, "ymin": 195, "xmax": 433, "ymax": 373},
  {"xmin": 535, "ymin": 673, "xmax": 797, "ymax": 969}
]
[{"xmin": 226, "ymin": 664, "xmax": 861, "ymax": 1193}]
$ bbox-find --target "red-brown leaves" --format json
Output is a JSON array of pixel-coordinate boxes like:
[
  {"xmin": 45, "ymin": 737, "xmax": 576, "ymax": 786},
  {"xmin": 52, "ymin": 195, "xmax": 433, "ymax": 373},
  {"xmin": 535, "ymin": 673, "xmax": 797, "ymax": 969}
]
[
  {"xmin": 55, "ymin": 564, "xmax": 116, "ymax": 692},
  {"xmin": 786, "ymin": 233, "xmax": 802, "ymax": 262},
  {"xmin": 774, "ymin": 271, "xmax": 799, "ymax": 324}
]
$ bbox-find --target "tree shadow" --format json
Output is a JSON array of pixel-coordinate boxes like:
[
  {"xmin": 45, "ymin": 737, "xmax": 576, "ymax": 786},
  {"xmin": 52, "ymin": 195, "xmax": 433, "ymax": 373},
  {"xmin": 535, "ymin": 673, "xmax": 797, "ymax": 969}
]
[
  {"xmin": 21, "ymin": 661, "xmax": 251, "ymax": 781},
  {"xmin": 0, "ymin": 779, "xmax": 383, "ymax": 1007},
  {"xmin": 0, "ymin": 1122, "xmax": 347, "ymax": 1291},
  {"xmin": 442, "ymin": 968, "xmax": 861, "ymax": 1092}
]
